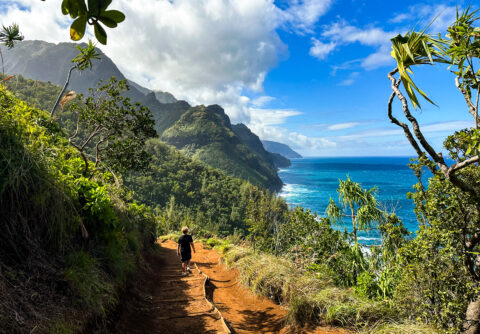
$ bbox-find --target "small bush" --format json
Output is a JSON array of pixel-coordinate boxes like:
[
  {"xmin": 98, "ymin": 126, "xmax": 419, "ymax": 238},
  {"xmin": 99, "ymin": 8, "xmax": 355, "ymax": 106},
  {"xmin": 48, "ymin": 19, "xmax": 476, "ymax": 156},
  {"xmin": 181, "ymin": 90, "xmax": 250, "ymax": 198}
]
[{"xmin": 206, "ymin": 237, "xmax": 223, "ymax": 248}]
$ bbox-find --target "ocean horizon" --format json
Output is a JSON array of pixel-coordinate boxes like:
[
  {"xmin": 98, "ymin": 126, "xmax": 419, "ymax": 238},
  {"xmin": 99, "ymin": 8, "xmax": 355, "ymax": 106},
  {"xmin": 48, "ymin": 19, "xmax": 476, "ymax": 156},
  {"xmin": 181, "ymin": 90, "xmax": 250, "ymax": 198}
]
[{"xmin": 278, "ymin": 156, "xmax": 425, "ymax": 244}]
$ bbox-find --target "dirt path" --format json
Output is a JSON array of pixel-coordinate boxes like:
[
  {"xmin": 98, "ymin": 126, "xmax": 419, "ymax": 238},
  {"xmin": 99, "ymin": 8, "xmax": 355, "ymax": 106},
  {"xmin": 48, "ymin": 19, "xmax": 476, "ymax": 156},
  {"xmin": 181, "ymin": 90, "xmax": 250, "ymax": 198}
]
[
  {"xmin": 115, "ymin": 241, "xmax": 228, "ymax": 333},
  {"xmin": 192, "ymin": 241, "xmax": 345, "ymax": 334},
  {"xmin": 115, "ymin": 240, "xmax": 345, "ymax": 334}
]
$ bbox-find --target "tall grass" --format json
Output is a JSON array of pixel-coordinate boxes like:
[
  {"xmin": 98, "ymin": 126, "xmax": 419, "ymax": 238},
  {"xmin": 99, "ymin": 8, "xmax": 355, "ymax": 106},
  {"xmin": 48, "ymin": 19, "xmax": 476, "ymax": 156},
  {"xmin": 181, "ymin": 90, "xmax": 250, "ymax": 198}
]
[{"xmin": 219, "ymin": 243, "xmax": 436, "ymax": 332}]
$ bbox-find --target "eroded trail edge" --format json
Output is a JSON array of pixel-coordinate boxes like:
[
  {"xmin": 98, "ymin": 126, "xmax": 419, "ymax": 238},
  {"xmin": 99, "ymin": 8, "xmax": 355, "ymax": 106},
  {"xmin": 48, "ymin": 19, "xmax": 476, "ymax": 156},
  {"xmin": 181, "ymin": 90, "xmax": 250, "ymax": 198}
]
[
  {"xmin": 115, "ymin": 240, "xmax": 345, "ymax": 334},
  {"xmin": 115, "ymin": 240, "xmax": 227, "ymax": 333}
]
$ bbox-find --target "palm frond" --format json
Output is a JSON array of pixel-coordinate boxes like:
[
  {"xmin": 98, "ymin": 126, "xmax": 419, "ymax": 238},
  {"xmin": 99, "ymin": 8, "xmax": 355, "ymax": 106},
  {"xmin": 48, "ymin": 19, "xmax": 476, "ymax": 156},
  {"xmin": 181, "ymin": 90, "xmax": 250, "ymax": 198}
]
[
  {"xmin": 390, "ymin": 30, "xmax": 447, "ymax": 108},
  {"xmin": 0, "ymin": 23, "xmax": 24, "ymax": 49}
]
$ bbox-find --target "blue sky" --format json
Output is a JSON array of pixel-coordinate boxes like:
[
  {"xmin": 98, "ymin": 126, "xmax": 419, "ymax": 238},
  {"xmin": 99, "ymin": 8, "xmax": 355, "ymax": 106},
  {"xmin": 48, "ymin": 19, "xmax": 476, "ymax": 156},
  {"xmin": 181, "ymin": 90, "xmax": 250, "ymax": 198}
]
[{"xmin": 1, "ymin": 0, "xmax": 478, "ymax": 156}]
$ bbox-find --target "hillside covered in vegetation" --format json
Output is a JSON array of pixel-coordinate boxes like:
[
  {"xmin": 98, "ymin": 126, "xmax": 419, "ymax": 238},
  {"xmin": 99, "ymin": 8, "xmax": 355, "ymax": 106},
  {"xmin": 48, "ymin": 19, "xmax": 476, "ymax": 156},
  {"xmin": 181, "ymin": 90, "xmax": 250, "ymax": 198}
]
[{"xmin": 2, "ymin": 41, "xmax": 287, "ymax": 191}]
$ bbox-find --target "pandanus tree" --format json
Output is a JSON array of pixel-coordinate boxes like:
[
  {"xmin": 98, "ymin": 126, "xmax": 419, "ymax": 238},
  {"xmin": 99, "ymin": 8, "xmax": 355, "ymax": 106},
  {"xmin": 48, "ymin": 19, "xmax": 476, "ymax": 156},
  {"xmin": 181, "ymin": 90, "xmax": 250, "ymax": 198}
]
[
  {"xmin": 326, "ymin": 177, "xmax": 383, "ymax": 283},
  {"xmin": 50, "ymin": 40, "xmax": 100, "ymax": 117},
  {"xmin": 326, "ymin": 177, "xmax": 383, "ymax": 246},
  {"xmin": 387, "ymin": 7, "xmax": 480, "ymax": 333},
  {"xmin": 0, "ymin": 23, "xmax": 24, "ymax": 79}
]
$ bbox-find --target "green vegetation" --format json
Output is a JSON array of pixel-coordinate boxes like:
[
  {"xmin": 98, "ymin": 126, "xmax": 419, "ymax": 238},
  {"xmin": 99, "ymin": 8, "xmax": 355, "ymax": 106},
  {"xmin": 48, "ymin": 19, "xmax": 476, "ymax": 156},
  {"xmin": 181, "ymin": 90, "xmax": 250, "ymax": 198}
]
[
  {"xmin": 161, "ymin": 104, "xmax": 283, "ymax": 191},
  {"xmin": 0, "ymin": 83, "xmax": 157, "ymax": 332},
  {"xmin": 125, "ymin": 138, "xmax": 284, "ymax": 236},
  {"xmin": 387, "ymin": 7, "xmax": 480, "ymax": 333},
  {"xmin": 1, "ymin": 6, "xmax": 478, "ymax": 334},
  {"xmin": 1, "ymin": 73, "xmax": 61, "ymax": 110}
]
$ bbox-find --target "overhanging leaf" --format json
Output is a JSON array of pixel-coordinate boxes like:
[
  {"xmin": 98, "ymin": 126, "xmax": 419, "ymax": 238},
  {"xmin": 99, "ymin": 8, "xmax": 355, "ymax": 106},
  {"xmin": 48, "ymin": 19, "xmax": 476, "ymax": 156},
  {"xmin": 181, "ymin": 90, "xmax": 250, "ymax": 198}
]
[
  {"xmin": 94, "ymin": 22, "xmax": 107, "ymax": 45},
  {"xmin": 70, "ymin": 15, "xmax": 87, "ymax": 41},
  {"xmin": 101, "ymin": 10, "xmax": 125, "ymax": 23}
]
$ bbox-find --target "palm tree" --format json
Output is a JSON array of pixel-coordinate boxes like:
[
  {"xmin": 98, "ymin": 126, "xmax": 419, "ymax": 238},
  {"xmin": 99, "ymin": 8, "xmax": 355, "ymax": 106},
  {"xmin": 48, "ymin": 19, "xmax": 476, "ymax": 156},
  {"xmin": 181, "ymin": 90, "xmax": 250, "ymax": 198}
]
[
  {"xmin": 326, "ymin": 176, "xmax": 383, "ymax": 245},
  {"xmin": 0, "ymin": 23, "xmax": 24, "ymax": 79}
]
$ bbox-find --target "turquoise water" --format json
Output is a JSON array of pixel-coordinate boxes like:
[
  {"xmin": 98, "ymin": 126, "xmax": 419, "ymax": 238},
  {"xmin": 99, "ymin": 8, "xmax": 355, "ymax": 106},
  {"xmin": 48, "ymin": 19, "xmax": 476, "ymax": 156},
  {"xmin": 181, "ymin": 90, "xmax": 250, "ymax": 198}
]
[{"xmin": 278, "ymin": 157, "xmax": 423, "ymax": 244}]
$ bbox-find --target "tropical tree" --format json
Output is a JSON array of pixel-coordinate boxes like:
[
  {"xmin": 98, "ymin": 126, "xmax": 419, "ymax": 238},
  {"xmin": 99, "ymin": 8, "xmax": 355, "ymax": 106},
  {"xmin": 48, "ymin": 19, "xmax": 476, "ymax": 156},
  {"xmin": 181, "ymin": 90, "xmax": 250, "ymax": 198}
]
[
  {"xmin": 0, "ymin": 23, "xmax": 24, "ymax": 79},
  {"xmin": 66, "ymin": 77, "xmax": 156, "ymax": 178},
  {"xmin": 326, "ymin": 177, "xmax": 383, "ymax": 245},
  {"xmin": 50, "ymin": 40, "xmax": 100, "ymax": 116},
  {"xmin": 326, "ymin": 178, "xmax": 384, "ymax": 284},
  {"xmin": 387, "ymin": 7, "xmax": 480, "ymax": 333}
]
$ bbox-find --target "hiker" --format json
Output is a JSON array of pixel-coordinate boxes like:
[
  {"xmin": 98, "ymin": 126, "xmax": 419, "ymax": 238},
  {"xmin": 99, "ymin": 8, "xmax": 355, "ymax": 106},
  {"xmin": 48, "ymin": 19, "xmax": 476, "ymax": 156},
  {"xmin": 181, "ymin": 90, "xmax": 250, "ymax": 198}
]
[{"xmin": 177, "ymin": 226, "xmax": 195, "ymax": 276}]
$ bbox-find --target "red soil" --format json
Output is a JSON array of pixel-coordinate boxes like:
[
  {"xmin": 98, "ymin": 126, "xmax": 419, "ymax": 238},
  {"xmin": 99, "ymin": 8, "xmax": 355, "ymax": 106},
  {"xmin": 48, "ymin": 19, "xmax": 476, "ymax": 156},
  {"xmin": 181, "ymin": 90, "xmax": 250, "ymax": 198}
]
[{"xmin": 115, "ymin": 239, "xmax": 346, "ymax": 334}]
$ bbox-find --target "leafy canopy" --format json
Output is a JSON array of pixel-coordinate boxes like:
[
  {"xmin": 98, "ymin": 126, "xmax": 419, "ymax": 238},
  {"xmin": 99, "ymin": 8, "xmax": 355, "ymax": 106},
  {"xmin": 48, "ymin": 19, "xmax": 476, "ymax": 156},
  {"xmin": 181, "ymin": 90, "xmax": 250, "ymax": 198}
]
[{"xmin": 55, "ymin": 0, "xmax": 126, "ymax": 45}]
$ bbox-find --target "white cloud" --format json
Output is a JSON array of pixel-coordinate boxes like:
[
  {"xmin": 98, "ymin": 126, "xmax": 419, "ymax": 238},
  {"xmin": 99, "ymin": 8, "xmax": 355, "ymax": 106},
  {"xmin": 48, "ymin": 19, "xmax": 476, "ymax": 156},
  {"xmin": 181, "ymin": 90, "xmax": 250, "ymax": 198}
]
[
  {"xmin": 282, "ymin": 0, "xmax": 333, "ymax": 33},
  {"xmin": 327, "ymin": 121, "xmax": 360, "ymax": 130},
  {"xmin": 247, "ymin": 122, "xmax": 336, "ymax": 153},
  {"xmin": 311, "ymin": 20, "xmax": 398, "ymax": 70},
  {"xmin": 1, "ymin": 0, "xmax": 332, "ymax": 129},
  {"xmin": 390, "ymin": 13, "xmax": 409, "ymax": 24},
  {"xmin": 339, "ymin": 120, "xmax": 473, "ymax": 140},
  {"xmin": 338, "ymin": 71, "xmax": 359, "ymax": 85},
  {"xmin": 249, "ymin": 108, "xmax": 302, "ymax": 126},
  {"xmin": 251, "ymin": 95, "xmax": 275, "ymax": 107},
  {"xmin": 391, "ymin": 4, "xmax": 457, "ymax": 33},
  {"xmin": 309, "ymin": 38, "xmax": 336, "ymax": 60},
  {"xmin": 0, "ymin": 0, "xmax": 70, "ymax": 43},
  {"xmin": 322, "ymin": 21, "xmax": 394, "ymax": 46},
  {"xmin": 361, "ymin": 44, "xmax": 394, "ymax": 69}
]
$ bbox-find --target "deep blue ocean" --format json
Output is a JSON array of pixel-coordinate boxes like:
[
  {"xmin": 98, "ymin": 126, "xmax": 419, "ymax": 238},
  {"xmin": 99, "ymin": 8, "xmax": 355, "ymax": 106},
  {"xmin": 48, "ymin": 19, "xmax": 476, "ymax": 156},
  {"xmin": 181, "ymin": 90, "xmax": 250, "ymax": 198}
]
[{"xmin": 278, "ymin": 157, "xmax": 423, "ymax": 244}]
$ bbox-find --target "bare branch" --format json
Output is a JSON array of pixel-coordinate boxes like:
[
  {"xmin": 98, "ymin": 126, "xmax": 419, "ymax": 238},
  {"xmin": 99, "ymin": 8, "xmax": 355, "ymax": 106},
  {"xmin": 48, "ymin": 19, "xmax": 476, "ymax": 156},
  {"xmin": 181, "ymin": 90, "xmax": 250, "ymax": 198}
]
[
  {"xmin": 389, "ymin": 69, "xmax": 480, "ymax": 198},
  {"xmin": 449, "ymin": 156, "xmax": 480, "ymax": 174},
  {"xmin": 476, "ymin": 84, "xmax": 480, "ymax": 130},
  {"xmin": 95, "ymin": 137, "xmax": 108, "ymax": 167},
  {"xmin": 80, "ymin": 125, "xmax": 103, "ymax": 150},
  {"xmin": 455, "ymin": 76, "xmax": 479, "ymax": 124},
  {"xmin": 388, "ymin": 69, "xmax": 447, "ymax": 169},
  {"xmin": 387, "ymin": 75, "xmax": 437, "ymax": 174}
]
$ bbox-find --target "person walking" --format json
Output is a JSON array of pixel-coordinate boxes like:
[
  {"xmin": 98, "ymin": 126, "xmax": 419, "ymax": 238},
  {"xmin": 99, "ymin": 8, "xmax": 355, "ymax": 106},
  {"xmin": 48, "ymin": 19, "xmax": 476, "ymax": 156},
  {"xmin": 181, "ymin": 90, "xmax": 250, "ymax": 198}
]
[{"xmin": 177, "ymin": 226, "xmax": 195, "ymax": 276}]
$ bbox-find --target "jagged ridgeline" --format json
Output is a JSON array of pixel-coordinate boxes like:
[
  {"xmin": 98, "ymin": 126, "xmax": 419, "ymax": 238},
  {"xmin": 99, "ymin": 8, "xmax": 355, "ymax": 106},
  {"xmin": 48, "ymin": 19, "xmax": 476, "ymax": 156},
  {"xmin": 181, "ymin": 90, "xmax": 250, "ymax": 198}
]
[
  {"xmin": 3, "ymin": 40, "xmax": 287, "ymax": 191},
  {"xmin": 1, "ymin": 74, "xmax": 281, "ymax": 236},
  {"xmin": 161, "ymin": 105, "xmax": 283, "ymax": 191}
]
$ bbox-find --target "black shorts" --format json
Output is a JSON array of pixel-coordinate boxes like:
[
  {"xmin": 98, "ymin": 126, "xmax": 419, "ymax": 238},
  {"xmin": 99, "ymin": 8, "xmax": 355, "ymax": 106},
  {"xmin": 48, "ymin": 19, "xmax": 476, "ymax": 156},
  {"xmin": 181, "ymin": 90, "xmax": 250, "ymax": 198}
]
[{"xmin": 180, "ymin": 252, "xmax": 191, "ymax": 262}]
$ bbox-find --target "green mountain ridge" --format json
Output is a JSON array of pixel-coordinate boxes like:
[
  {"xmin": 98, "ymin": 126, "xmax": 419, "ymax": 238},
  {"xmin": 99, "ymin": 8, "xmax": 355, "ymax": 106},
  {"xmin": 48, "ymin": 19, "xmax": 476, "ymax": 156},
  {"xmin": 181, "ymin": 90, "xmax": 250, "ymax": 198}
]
[
  {"xmin": 161, "ymin": 105, "xmax": 283, "ymax": 191},
  {"xmin": 3, "ymin": 40, "xmax": 285, "ymax": 191},
  {"xmin": 232, "ymin": 123, "xmax": 291, "ymax": 168},
  {"xmin": 262, "ymin": 140, "xmax": 302, "ymax": 159}
]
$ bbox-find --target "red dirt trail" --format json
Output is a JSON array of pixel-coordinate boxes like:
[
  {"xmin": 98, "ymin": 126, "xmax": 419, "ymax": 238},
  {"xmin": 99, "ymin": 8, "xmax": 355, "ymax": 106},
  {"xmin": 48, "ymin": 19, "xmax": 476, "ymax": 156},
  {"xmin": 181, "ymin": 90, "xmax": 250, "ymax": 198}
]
[{"xmin": 115, "ymin": 240, "xmax": 346, "ymax": 334}]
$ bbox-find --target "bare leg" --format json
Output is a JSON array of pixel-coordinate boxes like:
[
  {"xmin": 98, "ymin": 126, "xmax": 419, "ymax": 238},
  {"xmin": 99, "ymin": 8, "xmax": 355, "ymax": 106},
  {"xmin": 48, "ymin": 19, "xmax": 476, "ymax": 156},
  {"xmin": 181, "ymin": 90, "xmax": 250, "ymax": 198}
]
[{"xmin": 182, "ymin": 261, "xmax": 186, "ymax": 272}]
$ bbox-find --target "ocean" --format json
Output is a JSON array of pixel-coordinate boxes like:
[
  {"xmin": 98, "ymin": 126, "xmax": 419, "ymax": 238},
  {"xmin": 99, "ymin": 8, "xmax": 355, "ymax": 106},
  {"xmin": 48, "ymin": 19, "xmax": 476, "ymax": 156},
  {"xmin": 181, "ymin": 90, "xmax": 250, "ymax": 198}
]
[{"xmin": 278, "ymin": 157, "xmax": 423, "ymax": 245}]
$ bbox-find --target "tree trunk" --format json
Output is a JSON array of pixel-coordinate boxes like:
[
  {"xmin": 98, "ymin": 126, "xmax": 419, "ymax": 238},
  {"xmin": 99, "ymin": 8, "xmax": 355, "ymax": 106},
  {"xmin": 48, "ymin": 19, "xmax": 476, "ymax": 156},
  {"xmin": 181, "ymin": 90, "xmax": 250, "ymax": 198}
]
[
  {"xmin": 51, "ymin": 66, "xmax": 75, "ymax": 117},
  {"xmin": 464, "ymin": 297, "xmax": 480, "ymax": 334}
]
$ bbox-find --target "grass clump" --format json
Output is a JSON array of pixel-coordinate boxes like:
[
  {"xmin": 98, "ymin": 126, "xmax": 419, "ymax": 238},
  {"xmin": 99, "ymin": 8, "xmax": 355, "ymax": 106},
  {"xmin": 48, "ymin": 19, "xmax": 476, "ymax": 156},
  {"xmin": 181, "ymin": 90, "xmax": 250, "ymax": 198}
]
[
  {"xmin": 359, "ymin": 322, "xmax": 439, "ymax": 333},
  {"xmin": 64, "ymin": 251, "xmax": 114, "ymax": 311},
  {"xmin": 221, "ymin": 244, "xmax": 400, "ymax": 330},
  {"xmin": 158, "ymin": 233, "xmax": 181, "ymax": 242}
]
